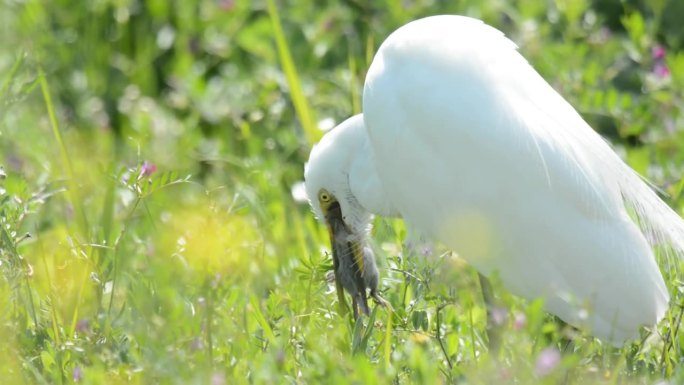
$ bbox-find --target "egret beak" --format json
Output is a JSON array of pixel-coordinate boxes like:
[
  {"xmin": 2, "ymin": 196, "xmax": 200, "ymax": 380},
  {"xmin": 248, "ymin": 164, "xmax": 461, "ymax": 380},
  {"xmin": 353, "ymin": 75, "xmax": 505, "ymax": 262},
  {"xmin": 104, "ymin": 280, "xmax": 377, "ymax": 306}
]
[{"xmin": 324, "ymin": 201, "xmax": 366, "ymax": 318}]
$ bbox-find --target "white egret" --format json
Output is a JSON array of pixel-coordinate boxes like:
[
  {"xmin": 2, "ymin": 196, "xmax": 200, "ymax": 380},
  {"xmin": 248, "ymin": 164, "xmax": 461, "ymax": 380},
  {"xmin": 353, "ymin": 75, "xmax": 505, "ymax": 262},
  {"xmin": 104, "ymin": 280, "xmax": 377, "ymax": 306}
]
[{"xmin": 304, "ymin": 15, "xmax": 684, "ymax": 345}]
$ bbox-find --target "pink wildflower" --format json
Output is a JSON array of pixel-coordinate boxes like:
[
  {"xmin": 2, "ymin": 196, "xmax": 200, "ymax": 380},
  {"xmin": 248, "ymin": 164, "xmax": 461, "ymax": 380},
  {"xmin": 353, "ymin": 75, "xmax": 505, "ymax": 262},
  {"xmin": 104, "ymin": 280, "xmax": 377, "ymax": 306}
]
[
  {"xmin": 490, "ymin": 306, "xmax": 508, "ymax": 326},
  {"xmin": 73, "ymin": 366, "xmax": 83, "ymax": 382},
  {"xmin": 654, "ymin": 62, "xmax": 670, "ymax": 78},
  {"xmin": 218, "ymin": 0, "xmax": 234, "ymax": 11},
  {"xmin": 535, "ymin": 347, "xmax": 561, "ymax": 376},
  {"xmin": 513, "ymin": 312, "xmax": 526, "ymax": 330},
  {"xmin": 139, "ymin": 161, "xmax": 157, "ymax": 178}
]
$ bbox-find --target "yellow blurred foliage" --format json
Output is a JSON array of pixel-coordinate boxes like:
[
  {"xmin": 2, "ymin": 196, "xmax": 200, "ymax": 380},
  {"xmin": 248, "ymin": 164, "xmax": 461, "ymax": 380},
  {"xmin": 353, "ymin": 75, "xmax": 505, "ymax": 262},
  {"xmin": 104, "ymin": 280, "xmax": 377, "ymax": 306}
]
[
  {"xmin": 158, "ymin": 204, "xmax": 262, "ymax": 280},
  {"xmin": 0, "ymin": 283, "xmax": 25, "ymax": 384},
  {"xmin": 21, "ymin": 225, "xmax": 98, "ymax": 326}
]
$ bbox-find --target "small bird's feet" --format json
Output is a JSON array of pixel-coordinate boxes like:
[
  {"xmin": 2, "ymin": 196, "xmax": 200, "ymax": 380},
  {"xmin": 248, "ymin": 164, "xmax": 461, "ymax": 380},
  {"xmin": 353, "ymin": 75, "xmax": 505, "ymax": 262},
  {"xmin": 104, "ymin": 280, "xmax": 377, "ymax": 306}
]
[{"xmin": 370, "ymin": 292, "xmax": 393, "ymax": 312}]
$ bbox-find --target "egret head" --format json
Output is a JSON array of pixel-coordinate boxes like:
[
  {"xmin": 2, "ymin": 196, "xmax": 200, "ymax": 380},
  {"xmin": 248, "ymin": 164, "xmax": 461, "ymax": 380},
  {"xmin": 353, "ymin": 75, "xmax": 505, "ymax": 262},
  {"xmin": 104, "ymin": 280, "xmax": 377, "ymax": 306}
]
[
  {"xmin": 304, "ymin": 115, "xmax": 373, "ymax": 236},
  {"xmin": 305, "ymin": 115, "xmax": 375, "ymax": 313}
]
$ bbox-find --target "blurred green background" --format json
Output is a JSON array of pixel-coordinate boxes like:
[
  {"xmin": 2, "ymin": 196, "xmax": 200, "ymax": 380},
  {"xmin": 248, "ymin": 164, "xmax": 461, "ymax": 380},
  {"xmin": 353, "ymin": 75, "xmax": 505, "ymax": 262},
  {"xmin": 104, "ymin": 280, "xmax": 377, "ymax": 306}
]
[{"xmin": 2, "ymin": 0, "xmax": 684, "ymax": 384}]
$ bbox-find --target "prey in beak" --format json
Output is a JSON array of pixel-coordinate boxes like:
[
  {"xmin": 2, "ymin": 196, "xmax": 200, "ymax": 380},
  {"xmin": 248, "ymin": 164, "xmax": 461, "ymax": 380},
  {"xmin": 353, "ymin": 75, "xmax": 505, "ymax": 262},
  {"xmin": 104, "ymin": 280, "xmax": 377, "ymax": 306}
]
[{"xmin": 318, "ymin": 189, "xmax": 389, "ymax": 320}]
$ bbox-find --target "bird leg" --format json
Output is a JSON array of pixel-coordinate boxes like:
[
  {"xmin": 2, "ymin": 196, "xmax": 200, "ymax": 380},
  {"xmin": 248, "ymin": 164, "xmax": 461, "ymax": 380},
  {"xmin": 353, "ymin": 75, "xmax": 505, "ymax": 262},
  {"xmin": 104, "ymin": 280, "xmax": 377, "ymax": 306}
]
[
  {"xmin": 336, "ymin": 282, "xmax": 351, "ymax": 316},
  {"xmin": 370, "ymin": 290, "xmax": 393, "ymax": 312},
  {"xmin": 352, "ymin": 293, "xmax": 370, "ymax": 316},
  {"xmin": 351, "ymin": 295, "xmax": 360, "ymax": 320},
  {"xmin": 478, "ymin": 273, "xmax": 501, "ymax": 354}
]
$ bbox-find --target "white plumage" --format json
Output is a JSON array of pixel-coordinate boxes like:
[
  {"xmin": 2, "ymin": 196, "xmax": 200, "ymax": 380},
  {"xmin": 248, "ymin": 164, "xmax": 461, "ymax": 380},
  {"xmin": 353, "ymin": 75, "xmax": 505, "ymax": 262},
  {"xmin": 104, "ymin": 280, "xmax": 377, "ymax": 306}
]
[{"xmin": 305, "ymin": 15, "xmax": 684, "ymax": 344}]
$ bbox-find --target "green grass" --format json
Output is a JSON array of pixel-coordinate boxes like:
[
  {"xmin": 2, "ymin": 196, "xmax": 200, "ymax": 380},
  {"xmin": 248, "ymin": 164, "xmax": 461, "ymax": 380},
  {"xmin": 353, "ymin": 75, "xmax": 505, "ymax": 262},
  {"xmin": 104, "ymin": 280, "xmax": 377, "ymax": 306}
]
[{"xmin": 2, "ymin": 0, "xmax": 684, "ymax": 384}]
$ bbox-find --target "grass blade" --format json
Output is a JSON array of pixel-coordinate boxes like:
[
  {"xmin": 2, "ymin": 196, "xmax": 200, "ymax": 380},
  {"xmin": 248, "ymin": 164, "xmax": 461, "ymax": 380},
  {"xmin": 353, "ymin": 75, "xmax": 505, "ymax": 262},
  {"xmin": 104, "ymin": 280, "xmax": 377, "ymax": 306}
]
[
  {"xmin": 266, "ymin": 0, "xmax": 319, "ymax": 146},
  {"xmin": 38, "ymin": 67, "xmax": 90, "ymax": 237}
]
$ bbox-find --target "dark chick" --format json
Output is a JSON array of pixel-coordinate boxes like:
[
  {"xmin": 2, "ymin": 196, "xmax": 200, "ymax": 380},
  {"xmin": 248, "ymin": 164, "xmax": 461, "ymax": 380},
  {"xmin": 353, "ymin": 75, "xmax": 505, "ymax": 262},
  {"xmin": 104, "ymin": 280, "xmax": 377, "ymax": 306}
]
[{"xmin": 327, "ymin": 201, "xmax": 388, "ymax": 319}]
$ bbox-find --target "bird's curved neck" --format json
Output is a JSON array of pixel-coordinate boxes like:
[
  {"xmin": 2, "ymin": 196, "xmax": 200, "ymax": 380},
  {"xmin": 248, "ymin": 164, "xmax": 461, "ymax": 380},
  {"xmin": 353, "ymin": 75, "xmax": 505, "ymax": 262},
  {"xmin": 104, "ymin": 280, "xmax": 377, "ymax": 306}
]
[{"xmin": 348, "ymin": 135, "xmax": 399, "ymax": 220}]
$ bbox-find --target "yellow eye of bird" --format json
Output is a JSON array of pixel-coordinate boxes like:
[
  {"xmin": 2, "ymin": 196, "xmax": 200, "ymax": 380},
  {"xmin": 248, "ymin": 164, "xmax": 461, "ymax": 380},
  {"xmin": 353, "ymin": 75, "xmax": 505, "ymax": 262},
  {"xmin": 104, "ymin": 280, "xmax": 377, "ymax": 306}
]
[{"xmin": 319, "ymin": 190, "xmax": 331, "ymax": 203}]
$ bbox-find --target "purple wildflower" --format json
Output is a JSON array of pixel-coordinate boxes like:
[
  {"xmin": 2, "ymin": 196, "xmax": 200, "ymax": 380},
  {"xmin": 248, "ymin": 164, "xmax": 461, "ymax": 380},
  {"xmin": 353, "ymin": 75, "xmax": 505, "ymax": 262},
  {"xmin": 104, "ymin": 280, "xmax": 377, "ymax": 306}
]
[
  {"xmin": 535, "ymin": 347, "xmax": 561, "ymax": 376},
  {"xmin": 218, "ymin": 0, "xmax": 234, "ymax": 11},
  {"xmin": 652, "ymin": 45, "xmax": 666, "ymax": 60},
  {"xmin": 651, "ymin": 44, "xmax": 670, "ymax": 79},
  {"xmin": 513, "ymin": 312, "xmax": 526, "ymax": 330},
  {"xmin": 76, "ymin": 319, "xmax": 91, "ymax": 333},
  {"xmin": 654, "ymin": 62, "xmax": 670, "ymax": 78},
  {"xmin": 73, "ymin": 366, "xmax": 83, "ymax": 382},
  {"xmin": 211, "ymin": 372, "xmax": 226, "ymax": 385},
  {"xmin": 490, "ymin": 306, "xmax": 508, "ymax": 326},
  {"xmin": 139, "ymin": 161, "xmax": 157, "ymax": 178}
]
